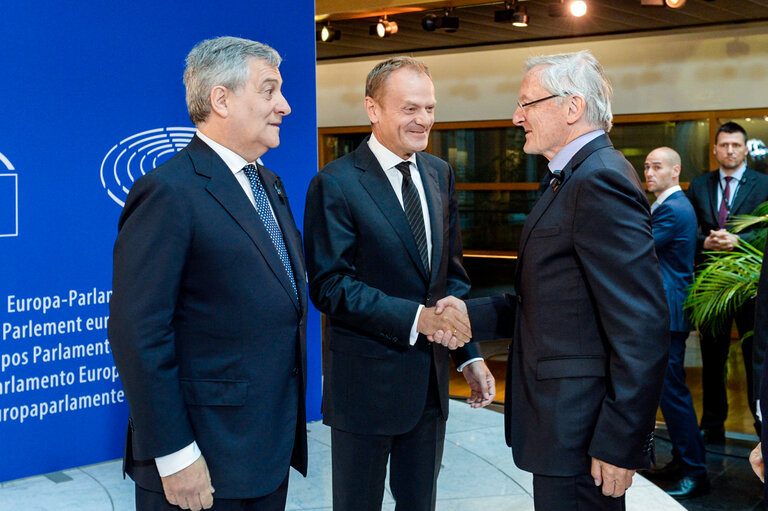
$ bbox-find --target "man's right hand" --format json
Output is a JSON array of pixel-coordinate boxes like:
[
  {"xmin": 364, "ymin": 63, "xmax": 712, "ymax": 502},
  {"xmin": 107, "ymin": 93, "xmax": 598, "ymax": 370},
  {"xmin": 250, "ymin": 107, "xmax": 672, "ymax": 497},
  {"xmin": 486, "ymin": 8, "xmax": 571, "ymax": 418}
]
[
  {"xmin": 418, "ymin": 303, "xmax": 471, "ymax": 349},
  {"xmin": 751, "ymin": 442, "xmax": 764, "ymax": 482},
  {"xmin": 161, "ymin": 455, "xmax": 215, "ymax": 511}
]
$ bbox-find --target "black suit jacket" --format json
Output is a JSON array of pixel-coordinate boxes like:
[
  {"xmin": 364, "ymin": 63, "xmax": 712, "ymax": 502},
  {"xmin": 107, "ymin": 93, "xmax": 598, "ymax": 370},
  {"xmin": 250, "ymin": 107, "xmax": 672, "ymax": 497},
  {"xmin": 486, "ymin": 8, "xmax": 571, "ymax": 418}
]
[
  {"xmin": 756, "ymin": 237, "xmax": 768, "ymax": 500},
  {"xmin": 304, "ymin": 138, "xmax": 478, "ymax": 435},
  {"xmin": 686, "ymin": 167, "xmax": 768, "ymax": 257},
  {"xmin": 109, "ymin": 135, "xmax": 308, "ymax": 499},
  {"xmin": 467, "ymin": 134, "xmax": 670, "ymax": 476}
]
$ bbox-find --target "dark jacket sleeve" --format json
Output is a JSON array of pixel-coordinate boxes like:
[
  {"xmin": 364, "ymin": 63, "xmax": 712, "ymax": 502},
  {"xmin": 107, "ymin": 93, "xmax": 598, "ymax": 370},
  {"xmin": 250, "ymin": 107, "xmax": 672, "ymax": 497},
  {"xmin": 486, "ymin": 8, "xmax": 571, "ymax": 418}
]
[
  {"xmin": 573, "ymin": 167, "xmax": 670, "ymax": 469},
  {"xmin": 304, "ymin": 171, "xmax": 419, "ymax": 347},
  {"xmin": 108, "ymin": 173, "xmax": 196, "ymax": 460}
]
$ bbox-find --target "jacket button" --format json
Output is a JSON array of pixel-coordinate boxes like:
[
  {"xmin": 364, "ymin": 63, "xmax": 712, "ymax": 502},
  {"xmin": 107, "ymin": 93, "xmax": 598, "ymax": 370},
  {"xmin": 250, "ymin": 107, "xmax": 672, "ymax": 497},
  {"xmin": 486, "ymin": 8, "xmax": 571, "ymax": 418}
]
[
  {"xmin": 392, "ymin": 337, "xmax": 399, "ymax": 342},
  {"xmin": 292, "ymin": 368, "xmax": 299, "ymax": 376}
]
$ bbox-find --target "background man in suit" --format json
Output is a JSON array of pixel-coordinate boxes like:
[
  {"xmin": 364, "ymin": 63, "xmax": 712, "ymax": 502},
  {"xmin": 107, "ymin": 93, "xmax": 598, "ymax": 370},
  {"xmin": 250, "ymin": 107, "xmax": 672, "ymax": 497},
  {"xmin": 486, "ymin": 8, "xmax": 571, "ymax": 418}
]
[
  {"xmin": 436, "ymin": 50, "xmax": 669, "ymax": 510},
  {"xmin": 687, "ymin": 122, "xmax": 768, "ymax": 443},
  {"xmin": 643, "ymin": 147, "xmax": 708, "ymax": 499},
  {"xmin": 304, "ymin": 56, "xmax": 495, "ymax": 511},
  {"xmin": 109, "ymin": 37, "xmax": 307, "ymax": 511}
]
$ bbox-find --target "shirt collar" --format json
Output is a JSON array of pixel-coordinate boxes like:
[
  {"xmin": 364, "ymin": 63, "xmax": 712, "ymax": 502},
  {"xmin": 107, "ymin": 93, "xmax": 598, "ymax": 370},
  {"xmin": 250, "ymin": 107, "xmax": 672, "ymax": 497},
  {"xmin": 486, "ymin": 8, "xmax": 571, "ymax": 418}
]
[
  {"xmin": 368, "ymin": 133, "xmax": 417, "ymax": 171},
  {"xmin": 719, "ymin": 163, "xmax": 746, "ymax": 183},
  {"xmin": 548, "ymin": 129, "xmax": 605, "ymax": 174},
  {"xmin": 196, "ymin": 130, "xmax": 263, "ymax": 175},
  {"xmin": 654, "ymin": 185, "xmax": 682, "ymax": 207}
]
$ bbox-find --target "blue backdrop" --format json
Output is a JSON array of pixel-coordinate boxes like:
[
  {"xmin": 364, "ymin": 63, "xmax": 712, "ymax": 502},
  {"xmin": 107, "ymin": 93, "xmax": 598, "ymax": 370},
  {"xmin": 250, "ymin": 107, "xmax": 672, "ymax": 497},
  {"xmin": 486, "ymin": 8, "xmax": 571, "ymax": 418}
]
[{"xmin": 0, "ymin": 1, "xmax": 320, "ymax": 482}]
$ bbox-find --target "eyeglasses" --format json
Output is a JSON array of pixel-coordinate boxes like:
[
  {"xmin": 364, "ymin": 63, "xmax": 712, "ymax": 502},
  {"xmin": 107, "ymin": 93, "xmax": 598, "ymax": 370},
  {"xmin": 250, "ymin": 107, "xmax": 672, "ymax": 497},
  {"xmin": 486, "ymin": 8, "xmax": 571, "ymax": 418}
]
[{"xmin": 516, "ymin": 93, "xmax": 568, "ymax": 114}]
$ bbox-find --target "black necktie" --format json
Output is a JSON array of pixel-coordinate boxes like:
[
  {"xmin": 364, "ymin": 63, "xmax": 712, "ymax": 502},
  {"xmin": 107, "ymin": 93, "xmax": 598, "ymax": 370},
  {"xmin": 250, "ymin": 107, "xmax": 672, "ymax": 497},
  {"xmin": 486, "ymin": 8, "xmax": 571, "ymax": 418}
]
[{"xmin": 395, "ymin": 161, "xmax": 430, "ymax": 272}]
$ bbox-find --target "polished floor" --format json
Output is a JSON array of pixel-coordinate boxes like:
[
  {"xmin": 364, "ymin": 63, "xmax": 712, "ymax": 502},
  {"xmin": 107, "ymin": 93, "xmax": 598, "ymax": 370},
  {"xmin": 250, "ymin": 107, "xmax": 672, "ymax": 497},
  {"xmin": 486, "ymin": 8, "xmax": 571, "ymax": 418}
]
[
  {"xmin": 0, "ymin": 400, "xmax": 682, "ymax": 511},
  {"xmin": 448, "ymin": 333, "xmax": 765, "ymax": 510}
]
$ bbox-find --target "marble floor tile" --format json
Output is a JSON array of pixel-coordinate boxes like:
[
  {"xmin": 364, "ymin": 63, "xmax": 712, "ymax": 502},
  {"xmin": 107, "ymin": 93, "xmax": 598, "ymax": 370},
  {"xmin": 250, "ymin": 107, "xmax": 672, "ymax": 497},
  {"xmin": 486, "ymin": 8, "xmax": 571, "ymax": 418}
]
[{"xmin": 0, "ymin": 400, "xmax": 686, "ymax": 511}]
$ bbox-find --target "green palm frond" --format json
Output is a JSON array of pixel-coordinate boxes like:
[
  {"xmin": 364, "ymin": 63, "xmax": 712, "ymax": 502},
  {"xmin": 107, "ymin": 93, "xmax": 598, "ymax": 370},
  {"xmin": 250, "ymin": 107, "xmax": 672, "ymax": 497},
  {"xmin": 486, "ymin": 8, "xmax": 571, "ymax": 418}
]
[{"xmin": 684, "ymin": 240, "xmax": 763, "ymax": 335}]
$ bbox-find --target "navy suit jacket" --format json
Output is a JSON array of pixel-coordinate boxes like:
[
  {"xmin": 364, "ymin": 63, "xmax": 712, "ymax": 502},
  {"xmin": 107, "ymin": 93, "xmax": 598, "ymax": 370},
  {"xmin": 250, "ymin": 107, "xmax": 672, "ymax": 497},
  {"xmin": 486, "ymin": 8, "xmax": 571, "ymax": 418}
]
[
  {"xmin": 651, "ymin": 190, "xmax": 698, "ymax": 333},
  {"xmin": 467, "ymin": 134, "xmax": 669, "ymax": 476},
  {"xmin": 304, "ymin": 138, "xmax": 478, "ymax": 435},
  {"xmin": 109, "ymin": 135, "xmax": 308, "ymax": 499}
]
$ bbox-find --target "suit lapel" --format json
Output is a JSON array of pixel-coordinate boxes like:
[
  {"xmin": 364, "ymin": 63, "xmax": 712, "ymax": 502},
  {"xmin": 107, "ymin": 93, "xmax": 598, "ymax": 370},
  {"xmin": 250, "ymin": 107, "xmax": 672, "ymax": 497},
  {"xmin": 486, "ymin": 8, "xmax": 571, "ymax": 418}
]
[
  {"xmin": 260, "ymin": 165, "xmax": 304, "ymax": 312},
  {"xmin": 417, "ymin": 153, "xmax": 443, "ymax": 284},
  {"xmin": 187, "ymin": 136, "xmax": 301, "ymax": 312},
  {"xmin": 515, "ymin": 134, "xmax": 613, "ymax": 284},
  {"xmin": 356, "ymin": 143, "xmax": 430, "ymax": 282},
  {"xmin": 707, "ymin": 171, "xmax": 720, "ymax": 224},
  {"xmin": 730, "ymin": 169, "xmax": 755, "ymax": 216}
]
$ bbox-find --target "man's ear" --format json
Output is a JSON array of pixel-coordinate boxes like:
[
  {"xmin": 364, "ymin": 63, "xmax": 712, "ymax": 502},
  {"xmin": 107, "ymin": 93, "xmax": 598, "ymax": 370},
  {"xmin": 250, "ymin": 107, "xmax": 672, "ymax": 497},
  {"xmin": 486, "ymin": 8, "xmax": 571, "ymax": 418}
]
[
  {"xmin": 673, "ymin": 164, "xmax": 681, "ymax": 178},
  {"xmin": 364, "ymin": 96, "xmax": 379, "ymax": 124},
  {"xmin": 565, "ymin": 95, "xmax": 586, "ymax": 126},
  {"xmin": 209, "ymin": 85, "xmax": 229, "ymax": 118}
]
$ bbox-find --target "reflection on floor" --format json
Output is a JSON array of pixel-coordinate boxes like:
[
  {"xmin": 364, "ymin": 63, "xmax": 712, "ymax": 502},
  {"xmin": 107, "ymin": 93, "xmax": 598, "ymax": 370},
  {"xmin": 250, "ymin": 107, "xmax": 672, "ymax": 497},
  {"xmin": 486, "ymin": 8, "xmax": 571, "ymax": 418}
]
[
  {"xmin": 448, "ymin": 333, "xmax": 764, "ymax": 510},
  {"xmin": 0, "ymin": 400, "xmax": 682, "ymax": 511}
]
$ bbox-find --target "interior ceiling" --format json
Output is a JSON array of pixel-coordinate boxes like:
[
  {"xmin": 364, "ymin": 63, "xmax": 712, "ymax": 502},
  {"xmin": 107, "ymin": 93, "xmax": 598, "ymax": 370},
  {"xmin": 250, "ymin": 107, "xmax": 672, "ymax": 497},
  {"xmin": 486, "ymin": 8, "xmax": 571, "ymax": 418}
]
[{"xmin": 315, "ymin": 0, "xmax": 768, "ymax": 60}]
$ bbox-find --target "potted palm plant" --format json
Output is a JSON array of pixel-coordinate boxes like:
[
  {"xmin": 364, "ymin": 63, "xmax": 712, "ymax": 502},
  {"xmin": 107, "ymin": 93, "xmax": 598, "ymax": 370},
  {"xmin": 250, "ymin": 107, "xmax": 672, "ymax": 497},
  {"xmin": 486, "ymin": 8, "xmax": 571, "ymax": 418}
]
[{"xmin": 685, "ymin": 203, "xmax": 768, "ymax": 335}]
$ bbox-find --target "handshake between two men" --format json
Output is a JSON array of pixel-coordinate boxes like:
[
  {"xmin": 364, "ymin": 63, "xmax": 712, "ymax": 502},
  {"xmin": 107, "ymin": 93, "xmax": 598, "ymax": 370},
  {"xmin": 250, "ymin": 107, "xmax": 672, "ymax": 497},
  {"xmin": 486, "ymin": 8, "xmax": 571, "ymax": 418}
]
[
  {"xmin": 416, "ymin": 296, "xmax": 496, "ymax": 409},
  {"xmin": 417, "ymin": 295, "xmax": 470, "ymax": 350}
]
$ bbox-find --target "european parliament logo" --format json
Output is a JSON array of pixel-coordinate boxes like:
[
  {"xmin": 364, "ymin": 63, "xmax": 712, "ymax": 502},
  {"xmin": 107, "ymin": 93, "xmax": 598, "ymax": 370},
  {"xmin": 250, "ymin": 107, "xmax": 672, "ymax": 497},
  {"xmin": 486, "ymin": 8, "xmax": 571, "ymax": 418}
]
[
  {"xmin": 100, "ymin": 127, "xmax": 195, "ymax": 207},
  {"xmin": 0, "ymin": 151, "xmax": 18, "ymax": 237}
]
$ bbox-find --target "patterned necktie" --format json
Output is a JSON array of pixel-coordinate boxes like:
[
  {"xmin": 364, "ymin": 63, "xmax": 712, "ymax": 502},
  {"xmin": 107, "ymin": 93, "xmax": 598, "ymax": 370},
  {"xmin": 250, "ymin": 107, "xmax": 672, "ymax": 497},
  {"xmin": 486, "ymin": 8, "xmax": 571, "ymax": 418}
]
[
  {"xmin": 242, "ymin": 164, "xmax": 298, "ymax": 299},
  {"xmin": 395, "ymin": 161, "xmax": 430, "ymax": 272},
  {"xmin": 550, "ymin": 170, "xmax": 563, "ymax": 192},
  {"xmin": 718, "ymin": 176, "xmax": 733, "ymax": 228}
]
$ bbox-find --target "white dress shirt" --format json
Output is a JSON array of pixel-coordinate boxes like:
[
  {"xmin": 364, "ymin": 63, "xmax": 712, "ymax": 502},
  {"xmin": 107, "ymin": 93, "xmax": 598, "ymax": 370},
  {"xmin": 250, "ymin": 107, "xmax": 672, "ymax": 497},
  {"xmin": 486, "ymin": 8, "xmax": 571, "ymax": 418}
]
[{"xmin": 650, "ymin": 185, "xmax": 682, "ymax": 214}]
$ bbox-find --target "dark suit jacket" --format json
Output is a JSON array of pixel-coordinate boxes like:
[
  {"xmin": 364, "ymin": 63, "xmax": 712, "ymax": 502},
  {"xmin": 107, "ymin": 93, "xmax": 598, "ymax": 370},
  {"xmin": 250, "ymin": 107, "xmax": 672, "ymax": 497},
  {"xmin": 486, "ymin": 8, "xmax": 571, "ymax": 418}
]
[
  {"xmin": 467, "ymin": 134, "xmax": 670, "ymax": 476},
  {"xmin": 109, "ymin": 135, "xmax": 308, "ymax": 499},
  {"xmin": 651, "ymin": 190, "xmax": 698, "ymax": 333},
  {"xmin": 686, "ymin": 167, "xmax": 768, "ymax": 258},
  {"xmin": 304, "ymin": 138, "xmax": 478, "ymax": 435},
  {"xmin": 757, "ymin": 237, "xmax": 768, "ymax": 499}
]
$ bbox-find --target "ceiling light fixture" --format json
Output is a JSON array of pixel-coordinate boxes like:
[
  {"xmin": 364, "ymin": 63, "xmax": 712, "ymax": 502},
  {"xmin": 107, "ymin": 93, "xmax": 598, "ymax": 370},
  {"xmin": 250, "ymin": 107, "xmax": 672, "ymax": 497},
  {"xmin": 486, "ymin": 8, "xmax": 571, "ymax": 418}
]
[
  {"xmin": 318, "ymin": 23, "xmax": 340, "ymax": 42},
  {"xmin": 371, "ymin": 16, "xmax": 398, "ymax": 38},
  {"xmin": 422, "ymin": 9, "xmax": 460, "ymax": 32},
  {"xmin": 549, "ymin": 1, "xmax": 588, "ymax": 17},
  {"xmin": 641, "ymin": 0, "xmax": 687, "ymax": 7},
  {"xmin": 570, "ymin": 1, "xmax": 588, "ymax": 16},
  {"xmin": 495, "ymin": 2, "xmax": 528, "ymax": 27}
]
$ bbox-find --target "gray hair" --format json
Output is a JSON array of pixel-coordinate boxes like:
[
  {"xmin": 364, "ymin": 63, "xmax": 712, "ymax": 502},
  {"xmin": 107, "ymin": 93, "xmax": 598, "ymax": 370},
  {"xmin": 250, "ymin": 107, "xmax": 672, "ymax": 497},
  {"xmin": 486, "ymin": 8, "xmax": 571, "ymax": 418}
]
[
  {"xmin": 365, "ymin": 56, "xmax": 431, "ymax": 101},
  {"xmin": 525, "ymin": 50, "xmax": 613, "ymax": 131},
  {"xmin": 184, "ymin": 36, "xmax": 281, "ymax": 125}
]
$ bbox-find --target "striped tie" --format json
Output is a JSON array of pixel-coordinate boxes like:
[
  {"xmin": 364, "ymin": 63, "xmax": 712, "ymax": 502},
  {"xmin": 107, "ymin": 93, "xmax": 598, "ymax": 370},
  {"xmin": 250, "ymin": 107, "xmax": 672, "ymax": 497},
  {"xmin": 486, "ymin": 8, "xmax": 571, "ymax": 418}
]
[{"xmin": 396, "ymin": 161, "xmax": 430, "ymax": 272}]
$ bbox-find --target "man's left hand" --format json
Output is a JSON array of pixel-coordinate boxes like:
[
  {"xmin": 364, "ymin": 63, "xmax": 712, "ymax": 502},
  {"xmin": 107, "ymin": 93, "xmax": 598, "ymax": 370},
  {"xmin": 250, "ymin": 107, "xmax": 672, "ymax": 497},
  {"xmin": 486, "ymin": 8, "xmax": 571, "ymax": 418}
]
[
  {"xmin": 461, "ymin": 360, "xmax": 496, "ymax": 408},
  {"xmin": 590, "ymin": 458, "xmax": 634, "ymax": 498}
]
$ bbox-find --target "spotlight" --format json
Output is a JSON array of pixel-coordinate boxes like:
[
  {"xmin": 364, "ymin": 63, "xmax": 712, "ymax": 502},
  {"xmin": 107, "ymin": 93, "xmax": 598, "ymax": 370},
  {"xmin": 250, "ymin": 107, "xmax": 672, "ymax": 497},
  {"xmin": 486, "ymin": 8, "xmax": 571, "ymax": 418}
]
[
  {"xmin": 318, "ymin": 23, "xmax": 340, "ymax": 42},
  {"xmin": 422, "ymin": 10, "xmax": 460, "ymax": 32},
  {"xmin": 570, "ymin": 1, "xmax": 588, "ymax": 16},
  {"xmin": 495, "ymin": 2, "xmax": 528, "ymax": 27},
  {"xmin": 549, "ymin": 1, "xmax": 588, "ymax": 17},
  {"xmin": 641, "ymin": 0, "xmax": 686, "ymax": 6},
  {"xmin": 371, "ymin": 17, "xmax": 398, "ymax": 38}
]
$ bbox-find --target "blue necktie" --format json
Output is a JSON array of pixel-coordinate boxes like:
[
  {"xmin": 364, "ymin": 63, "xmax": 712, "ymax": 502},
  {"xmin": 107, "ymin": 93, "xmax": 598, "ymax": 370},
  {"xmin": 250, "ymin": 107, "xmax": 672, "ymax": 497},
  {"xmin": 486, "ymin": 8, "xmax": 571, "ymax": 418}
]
[{"xmin": 243, "ymin": 163, "xmax": 298, "ymax": 299}]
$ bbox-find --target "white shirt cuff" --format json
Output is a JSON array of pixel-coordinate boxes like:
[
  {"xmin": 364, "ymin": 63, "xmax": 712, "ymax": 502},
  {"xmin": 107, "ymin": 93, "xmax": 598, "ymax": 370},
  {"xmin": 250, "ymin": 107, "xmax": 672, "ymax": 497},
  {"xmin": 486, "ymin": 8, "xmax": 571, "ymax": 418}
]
[
  {"xmin": 758, "ymin": 399, "xmax": 762, "ymax": 422},
  {"xmin": 457, "ymin": 357, "xmax": 483, "ymax": 372},
  {"xmin": 409, "ymin": 305, "xmax": 425, "ymax": 346},
  {"xmin": 155, "ymin": 441, "xmax": 201, "ymax": 477}
]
